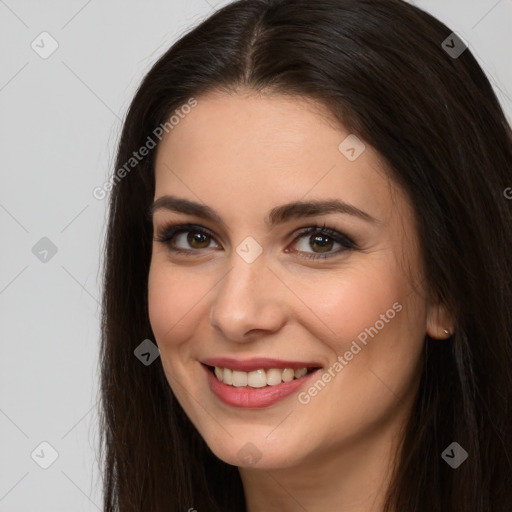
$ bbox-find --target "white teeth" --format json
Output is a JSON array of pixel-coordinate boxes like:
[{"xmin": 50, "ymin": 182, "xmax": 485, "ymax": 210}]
[
  {"xmin": 282, "ymin": 368, "xmax": 294, "ymax": 382},
  {"xmin": 247, "ymin": 369, "xmax": 267, "ymax": 388},
  {"xmin": 232, "ymin": 370, "xmax": 247, "ymax": 387},
  {"xmin": 294, "ymin": 368, "xmax": 308, "ymax": 379},
  {"xmin": 212, "ymin": 366, "xmax": 314, "ymax": 387},
  {"xmin": 223, "ymin": 368, "xmax": 233, "ymax": 385},
  {"xmin": 266, "ymin": 368, "xmax": 283, "ymax": 386}
]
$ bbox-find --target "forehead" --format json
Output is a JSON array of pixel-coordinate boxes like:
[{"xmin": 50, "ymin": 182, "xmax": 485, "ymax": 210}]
[
  {"xmin": 153, "ymin": 91, "xmax": 405, "ymax": 227},
  {"xmin": 156, "ymin": 91, "xmax": 357, "ymax": 169}
]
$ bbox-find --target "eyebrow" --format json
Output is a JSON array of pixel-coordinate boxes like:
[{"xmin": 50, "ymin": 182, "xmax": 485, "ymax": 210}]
[{"xmin": 148, "ymin": 195, "xmax": 378, "ymax": 227}]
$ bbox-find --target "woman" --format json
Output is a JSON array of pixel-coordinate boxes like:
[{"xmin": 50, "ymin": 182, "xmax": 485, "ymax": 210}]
[{"xmin": 98, "ymin": 0, "xmax": 512, "ymax": 510}]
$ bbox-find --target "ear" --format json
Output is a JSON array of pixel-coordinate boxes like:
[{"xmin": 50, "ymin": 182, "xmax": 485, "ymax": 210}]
[{"xmin": 426, "ymin": 301, "xmax": 454, "ymax": 339}]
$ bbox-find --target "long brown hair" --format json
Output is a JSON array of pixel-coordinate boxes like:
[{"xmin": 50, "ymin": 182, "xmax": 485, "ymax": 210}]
[{"xmin": 98, "ymin": 0, "xmax": 512, "ymax": 510}]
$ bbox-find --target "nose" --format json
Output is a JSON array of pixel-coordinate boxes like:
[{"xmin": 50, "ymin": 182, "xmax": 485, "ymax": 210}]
[{"xmin": 208, "ymin": 253, "xmax": 287, "ymax": 343}]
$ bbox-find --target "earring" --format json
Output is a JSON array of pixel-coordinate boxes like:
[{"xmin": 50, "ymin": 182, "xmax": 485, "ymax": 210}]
[{"xmin": 443, "ymin": 329, "xmax": 450, "ymax": 336}]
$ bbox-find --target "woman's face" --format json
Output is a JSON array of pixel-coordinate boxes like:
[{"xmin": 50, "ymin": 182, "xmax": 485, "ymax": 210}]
[{"xmin": 148, "ymin": 91, "xmax": 446, "ymax": 469}]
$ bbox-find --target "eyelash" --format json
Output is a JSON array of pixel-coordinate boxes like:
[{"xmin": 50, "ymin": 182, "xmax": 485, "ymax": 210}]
[{"xmin": 154, "ymin": 222, "xmax": 357, "ymax": 261}]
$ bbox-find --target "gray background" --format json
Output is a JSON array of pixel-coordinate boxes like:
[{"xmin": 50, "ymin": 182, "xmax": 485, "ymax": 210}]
[{"xmin": 0, "ymin": 0, "xmax": 510, "ymax": 510}]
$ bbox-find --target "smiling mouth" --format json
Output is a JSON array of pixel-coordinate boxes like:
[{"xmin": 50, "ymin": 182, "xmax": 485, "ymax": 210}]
[{"xmin": 206, "ymin": 365, "xmax": 321, "ymax": 388}]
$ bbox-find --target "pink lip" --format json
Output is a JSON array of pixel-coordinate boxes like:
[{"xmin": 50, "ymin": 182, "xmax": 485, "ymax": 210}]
[
  {"xmin": 200, "ymin": 357, "xmax": 322, "ymax": 372},
  {"xmin": 201, "ymin": 363, "xmax": 322, "ymax": 409}
]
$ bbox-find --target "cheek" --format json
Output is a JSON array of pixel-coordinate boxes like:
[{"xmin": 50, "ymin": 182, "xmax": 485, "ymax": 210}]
[
  {"xmin": 290, "ymin": 264, "xmax": 424, "ymax": 446},
  {"xmin": 299, "ymin": 265, "xmax": 405, "ymax": 348},
  {"xmin": 297, "ymin": 256, "xmax": 426, "ymax": 381},
  {"xmin": 147, "ymin": 261, "xmax": 210, "ymax": 351}
]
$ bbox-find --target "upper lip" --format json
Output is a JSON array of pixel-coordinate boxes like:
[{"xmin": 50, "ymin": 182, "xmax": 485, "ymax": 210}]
[{"xmin": 200, "ymin": 357, "xmax": 323, "ymax": 372}]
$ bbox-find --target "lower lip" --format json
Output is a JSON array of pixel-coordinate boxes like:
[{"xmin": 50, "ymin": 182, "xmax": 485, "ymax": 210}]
[{"xmin": 202, "ymin": 364, "xmax": 321, "ymax": 408}]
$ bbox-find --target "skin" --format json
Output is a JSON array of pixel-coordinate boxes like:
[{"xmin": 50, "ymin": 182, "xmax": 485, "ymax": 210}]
[{"xmin": 147, "ymin": 90, "xmax": 453, "ymax": 512}]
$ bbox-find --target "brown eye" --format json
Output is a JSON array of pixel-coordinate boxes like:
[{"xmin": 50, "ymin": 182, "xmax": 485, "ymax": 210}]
[
  {"xmin": 289, "ymin": 226, "xmax": 355, "ymax": 260},
  {"xmin": 154, "ymin": 224, "xmax": 219, "ymax": 254},
  {"xmin": 155, "ymin": 223, "xmax": 356, "ymax": 261},
  {"xmin": 308, "ymin": 233, "xmax": 335, "ymax": 253},
  {"xmin": 185, "ymin": 231, "xmax": 211, "ymax": 249}
]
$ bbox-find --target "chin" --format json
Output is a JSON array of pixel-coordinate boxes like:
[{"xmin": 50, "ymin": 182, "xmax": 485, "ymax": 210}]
[{"xmin": 201, "ymin": 428, "xmax": 309, "ymax": 469}]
